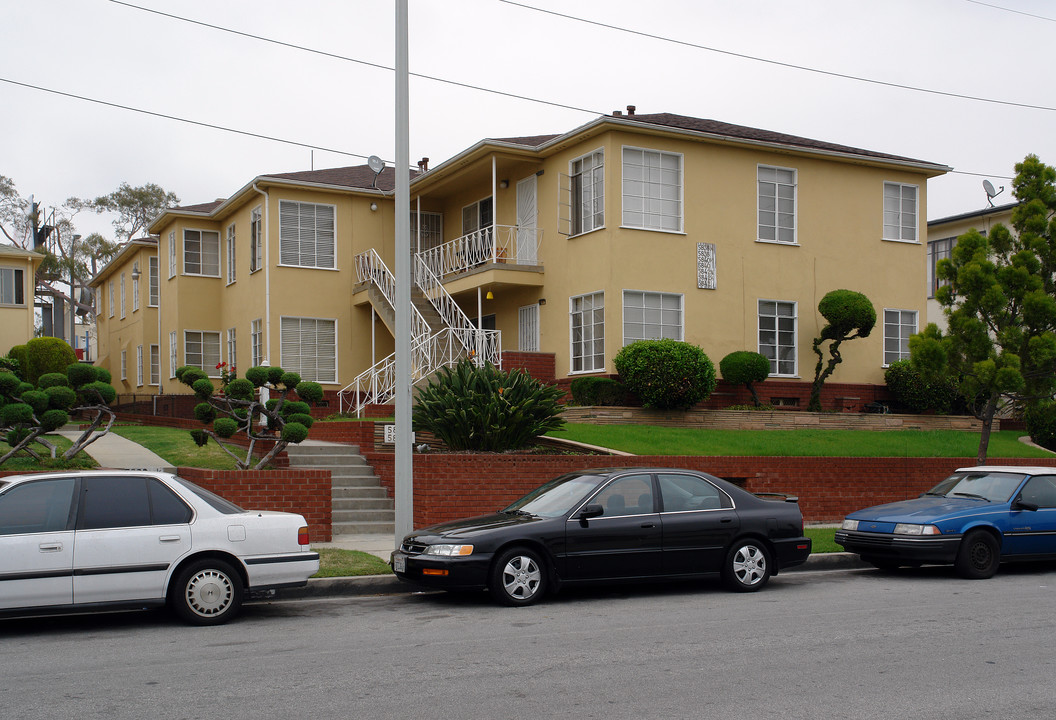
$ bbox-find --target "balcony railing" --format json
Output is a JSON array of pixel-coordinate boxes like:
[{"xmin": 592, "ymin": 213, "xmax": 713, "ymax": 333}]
[{"xmin": 418, "ymin": 224, "xmax": 542, "ymax": 279}]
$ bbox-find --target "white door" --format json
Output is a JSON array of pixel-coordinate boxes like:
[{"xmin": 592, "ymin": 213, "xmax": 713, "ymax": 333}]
[
  {"xmin": 519, "ymin": 304, "xmax": 540, "ymax": 352},
  {"xmin": 516, "ymin": 176, "xmax": 538, "ymax": 264}
]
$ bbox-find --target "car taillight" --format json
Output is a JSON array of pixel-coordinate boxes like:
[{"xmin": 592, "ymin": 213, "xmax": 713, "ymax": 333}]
[{"xmin": 298, "ymin": 526, "xmax": 310, "ymax": 545}]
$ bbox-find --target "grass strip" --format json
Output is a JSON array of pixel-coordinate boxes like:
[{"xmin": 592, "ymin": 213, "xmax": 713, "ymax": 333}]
[{"xmin": 313, "ymin": 547, "xmax": 393, "ymax": 577}]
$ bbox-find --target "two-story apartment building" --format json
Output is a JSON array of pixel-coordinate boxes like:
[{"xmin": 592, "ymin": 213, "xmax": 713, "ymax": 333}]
[
  {"xmin": 0, "ymin": 244, "xmax": 44, "ymax": 354},
  {"xmin": 92, "ymin": 109, "xmax": 948, "ymax": 409}
]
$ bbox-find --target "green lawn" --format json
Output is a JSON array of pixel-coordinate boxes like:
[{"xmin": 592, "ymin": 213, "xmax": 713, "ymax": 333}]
[
  {"xmin": 805, "ymin": 526, "xmax": 840, "ymax": 554},
  {"xmin": 313, "ymin": 547, "xmax": 393, "ymax": 577},
  {"xmin": 0, "ymin": 434, "xmax": 97, "ymax": 471},
  {"xmin": 111, "ymin": 425, "xmax": 247, "ymax": 470},
  {"xmin": 548, "ymin": 423, "xmax": 1053, "ymax": 458}
]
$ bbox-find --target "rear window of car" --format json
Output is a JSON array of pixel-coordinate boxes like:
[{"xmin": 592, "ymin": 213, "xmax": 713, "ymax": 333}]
[{"xmin": 171, "ymin": 476, "xmax": 246, "ymax": 514}]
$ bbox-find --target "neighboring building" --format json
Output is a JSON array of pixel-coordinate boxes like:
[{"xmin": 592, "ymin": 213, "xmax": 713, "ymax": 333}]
[
  {"xmin": 0, "ymin": 244, "xmax": 44, "ymax": 354},
  {"xmin": 92, "ymin": 109, "xmax": 948, "ymax": 409},
  {"xmin": 926, "ymin": 202, "xmax": 1019, "ymax": 330}
]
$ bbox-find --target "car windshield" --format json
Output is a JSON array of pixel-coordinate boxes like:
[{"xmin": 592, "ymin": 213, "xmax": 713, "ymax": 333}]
[
  {"xmin": 503, "ymin": 473, "xmax": 607, "ymax": 518},
  {"xmin": 171, "ymin": 475, "xmax": 246, "ymax": 514},
  {"xmin": 926, "ymin": 471, "xmax": 1027, "ymax": 503}
]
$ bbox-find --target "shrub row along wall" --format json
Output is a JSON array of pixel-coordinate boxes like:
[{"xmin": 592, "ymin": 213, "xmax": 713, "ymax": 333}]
[
  {"xmin": 177, "ymin": 467, "xmax": 332, "ymax": 542},
  {"xmin": 363, "ymin": 453, "xmax": 1056, "ymax": 528}
]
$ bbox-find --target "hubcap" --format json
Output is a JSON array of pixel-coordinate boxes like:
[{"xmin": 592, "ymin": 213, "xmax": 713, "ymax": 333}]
[
  {"xmin": 502, "ymin": 555, "xmax": 541, "ymax": 600},
  {"xmin": 186, "ymin": 569, "xmax": 234, "ymax": 617},
  {"xmin": 732, "ymin": 545, "xmax": 766, "ymax": 586},
  {"xmin": 970, "ymin": 541, "xmax": 993, "ymax": 570}
]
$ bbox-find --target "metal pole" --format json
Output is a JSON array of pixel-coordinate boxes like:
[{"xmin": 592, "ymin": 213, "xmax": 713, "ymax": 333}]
[{"xmin": 393, "ymin": 0, "xmax": 414, "ymax": 547}]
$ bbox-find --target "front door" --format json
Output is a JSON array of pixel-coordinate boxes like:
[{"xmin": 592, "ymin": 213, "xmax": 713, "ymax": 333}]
[{"xmin": 516, "ymin": 176, "xmax": 538, "ymax": 264}]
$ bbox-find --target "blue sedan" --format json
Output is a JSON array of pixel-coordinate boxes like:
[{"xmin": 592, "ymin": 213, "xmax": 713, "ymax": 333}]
[{"xmin": 835, "ymin": 466, "xmax": 1056, "ymax": 579}]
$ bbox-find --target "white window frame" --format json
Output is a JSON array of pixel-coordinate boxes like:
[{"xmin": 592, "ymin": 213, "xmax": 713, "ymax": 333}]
[
  {"xmin": 184, "ymin": 330, "xmax": 222, "ymax": 376},
  {"xmin": 757, "ymin": 165, "xmax": 797, "ymax": 245},
  {"xmin": 168, "ymin": 231, "xmax": 176, "ymax": 279},
  {"xmin": 927, "ymin": 237, "xmax": 955, "ymax": 298},
  {"xmin": 0, "ymin": 267, "xmax": 25, "ymax": 305},
  {"xmin": 251, "ymin": 318, "xmax": 263, "ymax": 367},
  {"xmin": 169, "ymin": 330, "xmax": 177, "ymax": 379},
  {"xmin": 570, "ymin": 291, "xmax": 605, "ymax": 374},
  {"xmin": 883, "ymin": 309, "xmax": 918, "ymax": 367},
  {"xmin": 120, "ymin": 349, "xmax": 127, "ymax": 381},
  {"xmin": 250, "ymin": 207, "xmax": 263, "ymax": 273},
  {"xmin": 136, "ymin": 345, "xmax": 143, "ymax": 387},
  {"xmin": 107, "ymin": 281, "xmax": 115, "ymax": 317},
  {"xmin": 226, "ymin": 223, "xmax": 236, "ymax": 285},
  {"xmin": 883, "ymin": 182, "xmax": 919, "ymax": 243},
  {"xmin": 132, "ymin": 263, "xmax": 140, "ymax": 312},
  {"xmin": 622, "ymin": 290, "xmax": 684, "ymax": 346},
  {"xmin": 621, "ymin": 146, "xmax": 684, "ymax": 233},
  {"xmin": 410, "ymin": 211, "xmax": 444, "ymax": 253},
  {"xmin": 570, "ymin": 148, "xmax": 605, "ymax": 237},
  {"xmin": 149, "ymin": 344, "xmax": 160, "ymax": 386},
  {"xmin": 461, "ymin": 197, "xmax": 493, "ymax": 236},
  {"xmin": 183, "ymin": 229, "xmax": 221, "ymax": 277},
  {"xmin": 119, "ymin": 273, "xmax": 126, "ymax": 319},
  {"xmin": 279, "ymin": 316, "xmax": 337, "ymax": 383},
  {"xmin": 148, "ymin": 256, "xmax": 159, "ymax": 307},
  {"xmin": 278, "ymin": 200, "xmax": 336, "ymax": 269},
  {"xmin": 758, "ymin": 299, "xmax": 798, "ymax": 377},
  {"xmin": 227, "ymin": 327, "xmax": 237, "ymax": 371}
]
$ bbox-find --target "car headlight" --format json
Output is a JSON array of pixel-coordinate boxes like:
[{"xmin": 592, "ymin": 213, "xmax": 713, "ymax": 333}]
[
  {"xmin": 841, "ymin": 519, "xmax": 859, "ymax": 531},
  {"xmin": 422, "ymin": 544, "xmax": 474, "ymax": 557},
  {"xmin": 893, "ymin": 523, "xmax": 941, "ymax": 536}
]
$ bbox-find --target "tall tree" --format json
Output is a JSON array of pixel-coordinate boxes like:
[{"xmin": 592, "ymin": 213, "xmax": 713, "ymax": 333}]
[
  {"xmin": 911, "ymin": 154, "xmax": 1056, "ymax": 464},
  {"xmin": 808, "ymin": 289, "xmax": 876, "ymax": 412},
  {"xmin": 70, "ymin": 181, "xmax": 179, "ymax": 241}
]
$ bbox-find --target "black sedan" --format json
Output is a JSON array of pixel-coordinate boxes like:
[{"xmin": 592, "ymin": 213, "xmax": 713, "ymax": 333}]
[{"xmin": 391, "ymin": 467, "xmax": 811, "ymax": 605}]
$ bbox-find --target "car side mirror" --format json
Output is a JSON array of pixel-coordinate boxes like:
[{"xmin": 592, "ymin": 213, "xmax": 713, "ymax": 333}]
[
  {"xmin": 1013, "ymin": 499, "xmax": 1039, "ymax": 512},
  {"xmin": 578, "ymin": 503, "xmax": 604, "ymax": 520}
]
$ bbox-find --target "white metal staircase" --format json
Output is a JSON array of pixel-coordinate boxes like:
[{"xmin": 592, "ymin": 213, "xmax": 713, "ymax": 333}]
[{"xmin": 339, "ymin": 246, "xmax": 501, "ymax": 416}]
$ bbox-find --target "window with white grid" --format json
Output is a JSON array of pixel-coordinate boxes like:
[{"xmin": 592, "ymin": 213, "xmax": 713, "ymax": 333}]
[
  {"xmin": 184, "ymin": 229, "xmax": 220, "ymax": 276},
  {"xmin": 622, "ymin": 147, "xmax": 683, "ymax": 232},
  {"xmin": 883, "ymin": 309, "xmax": 918, "ymax": 366},
  {"xmin": 226, "ymin": 223, "xmax": 236, "ymax": 285},
  {"xmin": 136, "ymin": 345, "xmax": 143, "ymax": 387},
  {"xmin": 571, "ymin": 149, "xmax": 604, "ymax": 236},
  {"xmin": 150, "ymin": 344, "xmax": 160, "ymax": 385},
  {"xmin": 184, "ymin": 330, "xmax": 221, "ymax": 375},
  {"xmin": 168, "ymin": 231, "xmax": 176, "ymax": 279},
  {"xmin": 169, "ymin": 331, "xmax": 177, "ymax": 379},
  {"xmin": 227, "ymin": 328, "xmax": 237, "ymax": 371},
  {"xmin": 758, "ymin": 300, "xmax": 797, "ymax": 376},
  {"xmin": 623, "ymin": 290, "xmax": 683, "ymax": 344},
  {"xmin": 883, "ymin": 182, "xmax": 918, "ymax": 242},
  {"xmin": 280, "ymin": 316, "xmax": 336, "ymax": 382},
  {"xmin": 570, "ymin": 291, "xmax": 605, "ymax": 373},
  {"xmin": 132, "ymin": 264, "xmax": 140, "ymax": 312},
  {"xmin": 758, "ymin": 166, "xmax": 796, "ymax": 244},
  {"xmin": 148, "ymin": 256, "xmax": 159, "ymax": 306},
  {"xmin": 120, "ymin": 273, "xmax": 126, "ymax": 319},
  {"xmin": 250, "ymin": 207, "xmax": 263, "ymax": 273},
  {"xmin": 251, "ymin": 319, "xmax": 263, "ymax": 367}
]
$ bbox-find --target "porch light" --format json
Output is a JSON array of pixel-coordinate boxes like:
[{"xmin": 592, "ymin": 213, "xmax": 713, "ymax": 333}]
[{"xmin": 486, "ymin": 290, "xmax": 494, "ymax": 300}]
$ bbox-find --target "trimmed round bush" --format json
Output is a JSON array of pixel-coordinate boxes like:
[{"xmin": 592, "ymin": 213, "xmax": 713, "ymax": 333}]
[
  {"xmin": 0, "ymin": 372, "xmax": 21, "ymax": 395},
  {"xmin": 6, "ymin": 346, "xmax": 28, "ymax": 379},
  {"xmin": 66, "ymin": 364, "xmax": 99, "ymax": 388},
  {"xmin": 1, "ymin": 403, "xmax": 34, "ymax": 425},
  {"xmin": 95, "ymin": 367, "xmax": 112, "ymax": 384},
  {"xmin": 79, "ymin": 381, "xmax": 116, "ymax": 405},
  {"xmin": 19, "ymin": 390, "xmax": 48, "ymax": 414},
  {"xmin": 281, "ymin": 421, "xmax": 309, "ymax": 444},
  {"xmin": 719, "ymin": 351, "xmax": 770, "ymax": 406},
  {"xmin": 177, "ymin": 366, "xmax": 209, "ymax": 386},
  {"xmin": 40, "ymin": 409, "xmax": 69, "ymax": 432},
  {"xmin": 16, "ymin": 382, "xmax": 33, "ymax": 397},
  {"xmin": 190, "ymin": 429, "xmax": 209, "ymax": 447},
  {"xmin": 884, "ymin": 360, "xmax": 957, "ymax": 414},
  {"xmin": 294, "ymin": 381, "xmax": 323, "ymax": 404},
  {"xmin": 244, "ymin": 366, "xmax": 269, "ymax": 387},
  {"xmin": 191, "ymin": 378, "xmax": 215, "ymax": 399},
  {"xmin": 286, "ymin": 412, "xmax": 314, "ymax": 429},
  {"xmin": 37, "ymin": 373, "xmax": 70, "ymax": 389},
  {"xmin": 569, "ymin": 376, "xmax": 627, "ymax": 406},
  {"xmin": 25, "ymin": 337, "xmax": 77, "ymax": 385},
  {"xmin": 213, "ymin": 417, "xmax": 239, "ymax": 438},
  {"xmin": 224, "ymin": 378, "xmax": 255, "ymax": 401},
  {"xmin": 45, "ymin": 385, "xmax": 77, "ymax": 409},
  {"xmin": 266, "ymin": 366, "xmax": 285, "ymax": 385},
  {"xmin": 279, "ymin": 372, "xmax": 301, "ymax": 389},
  {"xmin": 614, "ymin": 339, "xmax": 717, "ymax": 410},
  {"xmin": 6, "ymin": 428, "xmax": 31, "ymax": 446},
  {"xmin": 281, "ymin": 401, "xmax": 311, "ymax": 418},
  {"xmin": 1026, "ymin": 401, "xmax": 1056, "ymax": 452},
  {"xmin": 194, "ymin": 402, "xmax": 217, "ymax": 424}
]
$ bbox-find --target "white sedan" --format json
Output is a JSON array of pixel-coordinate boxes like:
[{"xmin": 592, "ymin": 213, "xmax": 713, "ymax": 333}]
[{"xmin": 0, "ymin": 470, "xmax": 320, "ymax": 625}]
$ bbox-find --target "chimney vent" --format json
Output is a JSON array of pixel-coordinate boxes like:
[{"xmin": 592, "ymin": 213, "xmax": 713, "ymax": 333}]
[
  {"xmin": 626, "ymin": 105, "xmax": 636, "ymax": 116},
  {"xmin": 418, "ymin": 157, "xmax": 429, "ymax": 172},
  {"xmin": 613, "ymin": 110, "xmax": 623, "ymax": 116}
]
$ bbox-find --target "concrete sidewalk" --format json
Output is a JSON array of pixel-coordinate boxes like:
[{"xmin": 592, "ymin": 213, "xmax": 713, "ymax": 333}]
[{"xmin": 55, "ymin": 426, "xmax": 174, "ymax": 473}]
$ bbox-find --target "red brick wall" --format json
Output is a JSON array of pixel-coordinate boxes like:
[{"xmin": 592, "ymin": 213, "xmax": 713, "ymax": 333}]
[
  {"xmin": 177, "ymin": 467, "xmax": 332, "ymax": 542},
  {"xmin": 363, "ymin": 453, "xmax": 1056, "ymax": 529},
  {"xmin": 503, "ymin": 352, "xmax": 556, "ymax": 382}
]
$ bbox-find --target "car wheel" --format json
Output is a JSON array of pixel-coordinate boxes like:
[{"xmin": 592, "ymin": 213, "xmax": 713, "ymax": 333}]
[
  {"xmin": 489, "ymin": 547, "xmax": 546, "ymax": 606},
  {"xmin": 723, "ymin": 540, "xmax": 772, "ymax": 592},
  {"xmin": 170, "ymin": 559, "xmax": 244, "ymax": 625},
  {"xmin": 954, "ymin": 529, "xmax": 1001, "ymax": 579}
]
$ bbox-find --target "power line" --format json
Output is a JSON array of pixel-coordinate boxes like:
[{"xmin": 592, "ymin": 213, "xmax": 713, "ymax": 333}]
[
  {"xmin": 498, "ymin": 0, "xmax": 1056, "ymax": 114},
  {"xmin": 964, "ymin": 0, "xmax": 1056, "ymax": 23},
  {"xmin": 108, "ymin": 0, "xmax": 605, "ymax": 117},
  {"xmin": 0, "ymin": 76, "xmax": 382, "ymax": 162}
]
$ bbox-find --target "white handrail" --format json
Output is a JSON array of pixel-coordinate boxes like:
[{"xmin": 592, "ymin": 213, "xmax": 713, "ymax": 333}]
[
  {"xmin": 354, "ymin": 248, "xmax": 431, "ymax": 341},
  {"xmin": 419, "ymin": 224, "xmax": 542, "ymax": 278},
  {"xmin": 414, "ymin": 255, "xmax": 500, "ymax": 365}
]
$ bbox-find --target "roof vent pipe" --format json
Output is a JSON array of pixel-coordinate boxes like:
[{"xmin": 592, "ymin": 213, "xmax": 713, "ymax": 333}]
[
  {"xmin": 418, "ymin": 157, "xmax": 429, "ymax": 172},
  {"xmin": 626, "ymin": 105, "xmax": 636, "ymax": 116},
  {"xmin": 612, "ymin": 110, "xmax": 622, "ymax": 116}
]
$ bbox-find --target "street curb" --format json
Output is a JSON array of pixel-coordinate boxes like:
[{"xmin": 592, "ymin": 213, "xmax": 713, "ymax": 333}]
[{"xmin": 276, "ymin": 552, "xmax": 870, "ymax": 600}]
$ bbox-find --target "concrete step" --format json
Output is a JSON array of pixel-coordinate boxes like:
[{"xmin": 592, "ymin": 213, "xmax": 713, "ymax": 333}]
[
  {"xmin": 287, "ymin": 444, "xmax": 362, "ymax": 455},
  {"xmin": 287, "ymin": 455, "xmax": 372, "ymax": 467},
  {"xmin": 331, "ymin": 486, "xmax": 389, "ymax": 500},
  {"xmin": 331, "ymin": 476, "xmax": 383, "ymax": 489},
  {"xmin": 333, "ymin": 521, "xmax": 396, "ymax": 536},
  {"xmin": 332, "ymin": 509, "xmax": 396, "ymax": 523},
  {"xmin": 332, "ymin": 497, "xmax": 394, "ymax": 510}
]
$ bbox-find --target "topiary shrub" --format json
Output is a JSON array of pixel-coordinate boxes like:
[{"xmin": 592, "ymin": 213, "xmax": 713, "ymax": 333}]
[
  {"xmin": 1026, "ymin": 401, "xmax": 1056, "ymax": 452},
  {"xmin": 213, "ymin": 417, "xmax": 239, "ymax": 438},
  {"xmin": 0, "ymin": 354, "xmax": 22, "ymax": 378},
  {"xmin": 20, "ymin": 390, "xmax": 48, "ymax": 414},
  {"xmin": 95, "ymin": 367, "xmax": 112, "ymax": 384},
  {"xmin": 224, "ymin": 378, "xmax": 254, "ymax": 401},
  {"xmin": 40, "ymin": 409, "xmax": 69, "ymax": 432},
  {"xmin": 194, "ymin": 402, "xmax": 217, "ymax": 424},
  {"xmin": 413, "ymin": 359, "xmax": 566, "ymax": 451},
  {"xmin": 286, "ymin": 412, "xmax": 314, "ymax": 429},
  {"xmin": 281, "ymin": 422, "xmax": 309, "ymax": 444},
  {"xmin": 280, "ymin": 401, "xmax": 311, "ymax": 418},
  {"xmin": 294, "ymin": 381, "xmax": 324, "ymax": 404},
  {"xmin": 267, "ymin": 366, "xmax": 284, "ymax": 385},
  {"xmin": 569, "ymin": 377, "xmax": 627, "ymax": 406},
  {"xmin": 614, "ymin": 339, "xmax": 717, "ymax": 410},
  {"xmin": 0, "ymin": 372, "xmax": 20, "ymax": 395},
  {"xmin": 66, "ymin": 364, "xmax": 99, "ymax": 388},
  {"xmin": 1, "ymin": 403, "xmax": 33, "ymax": 426},
  {"xmin": 279, "ymin": 372, "xmax": 301, "ymax": 389},
  {"xmin": 45, "ymin": 385, "xmax": 77, "ymax": 409},
  {"xmin": 79, "ymin": 381, "xmax": 116, "ymax": 405},
  {"xmin": 25, "ymin": 337, "xmax": 77, "ymax": 385},
  {"xmin": 884, "ymin": 360, "xmax": 957, "ymax": 414},
  {"xmin": 37, "ymin": 373, "xmax": 70, "ymax": 389},
  {"xmin": 191, "ymin": 378, "xmax": 215, "ymax": 399},
  {"xmin": 176, "ymin": 366, "xmax": 208, "ymax": 385},
  {"xmin": 719, "ymin": 351, "xmax": 770, "ymax": 407},
  {"xmin": 244, "ymin": 366, "xmax": 269, "ymax": 387}
]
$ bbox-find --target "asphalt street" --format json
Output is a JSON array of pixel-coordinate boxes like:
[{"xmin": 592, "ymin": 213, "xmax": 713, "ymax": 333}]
[{"xmin": 3, "ymin": 563, "xmax": 1056, "ymax": 720}]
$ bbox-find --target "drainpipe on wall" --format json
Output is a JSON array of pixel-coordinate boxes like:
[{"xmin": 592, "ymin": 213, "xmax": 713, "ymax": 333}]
[{"xmin": 252, "ymin": 182, "xmax": 271, "ymax": 365}]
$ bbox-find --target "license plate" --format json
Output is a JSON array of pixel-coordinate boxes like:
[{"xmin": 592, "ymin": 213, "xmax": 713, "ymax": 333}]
[{"xmin": 393, "ymin": 556, "xmax": 406, "ymax": 573}]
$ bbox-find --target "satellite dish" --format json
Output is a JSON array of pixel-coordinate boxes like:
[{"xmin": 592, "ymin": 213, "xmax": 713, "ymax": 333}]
[
  {"xmin": 983, "ymin": 179, "xmax": 1005, "ymax": 207},
  {"xmin": 368, "ymin": 155, "xmax": 385, "ymax": 174}
]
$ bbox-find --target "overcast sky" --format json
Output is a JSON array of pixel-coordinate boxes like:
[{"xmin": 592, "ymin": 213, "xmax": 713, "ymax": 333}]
[{"xmin": 2, "ymin": 0, "xmax": 1052, "ymax": 242}]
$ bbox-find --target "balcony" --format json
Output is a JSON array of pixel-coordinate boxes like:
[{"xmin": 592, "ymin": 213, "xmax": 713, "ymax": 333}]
[{"xmin": 419, "ymin": 225, "xmax": 542, "ymax": 281}]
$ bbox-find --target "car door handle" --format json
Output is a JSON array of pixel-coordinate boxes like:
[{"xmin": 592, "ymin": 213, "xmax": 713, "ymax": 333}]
[
  {"xmin": 641, "ymin": 523, "xmax": 655, "ymax": 529},
  {"xmin": 720, "ymin": 517, "xmax": 733, "ymax": 524},
  {"xmin": 159, "ymin": 535, "xmax": 183, "ymax": 543},
  {"xmin": 39, "ymin": 543, "xmax": 63, "ymax": 552}
]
